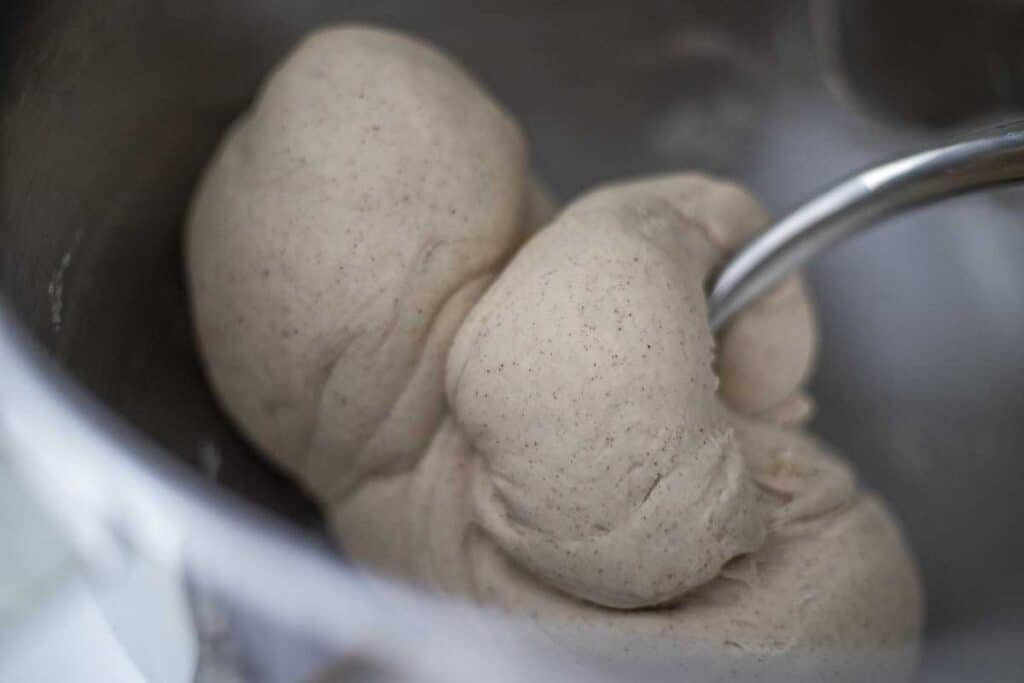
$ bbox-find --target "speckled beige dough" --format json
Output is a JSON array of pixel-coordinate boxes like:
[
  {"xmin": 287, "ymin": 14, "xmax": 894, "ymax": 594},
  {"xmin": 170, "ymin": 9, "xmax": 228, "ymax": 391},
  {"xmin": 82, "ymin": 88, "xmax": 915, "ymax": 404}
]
[{"xmin": 187, "ymin": 26, "xmax": 923, "ymax": 680}]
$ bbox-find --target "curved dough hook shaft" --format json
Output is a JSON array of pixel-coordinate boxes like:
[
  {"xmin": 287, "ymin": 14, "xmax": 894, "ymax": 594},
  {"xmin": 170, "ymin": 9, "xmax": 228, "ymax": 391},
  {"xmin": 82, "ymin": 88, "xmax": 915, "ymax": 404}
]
[{"xmin": 709, "ymin": 120, "xmax": 1024, "ymax": 332}]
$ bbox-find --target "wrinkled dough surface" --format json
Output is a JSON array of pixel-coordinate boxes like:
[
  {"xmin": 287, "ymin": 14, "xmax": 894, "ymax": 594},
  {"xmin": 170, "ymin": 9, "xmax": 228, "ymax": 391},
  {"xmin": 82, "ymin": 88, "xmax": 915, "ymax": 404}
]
[
  {"xmin": 469, "ymin": 489, "xmax": 921, "ymax": 682},
  {"xmin": 187, "ymin": 27, "xmax": 534, "ymax": 500}
]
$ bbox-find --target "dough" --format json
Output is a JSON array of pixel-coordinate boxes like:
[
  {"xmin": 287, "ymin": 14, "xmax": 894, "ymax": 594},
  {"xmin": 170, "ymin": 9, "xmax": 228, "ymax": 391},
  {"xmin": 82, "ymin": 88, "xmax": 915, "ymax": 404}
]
[
  {"xmin": 187, "ymin": 25, "xmax": 538, "ymax": 499},
  {"xmin": 186, "ymin": 26, "xmax": 922, "ymax": 679}
]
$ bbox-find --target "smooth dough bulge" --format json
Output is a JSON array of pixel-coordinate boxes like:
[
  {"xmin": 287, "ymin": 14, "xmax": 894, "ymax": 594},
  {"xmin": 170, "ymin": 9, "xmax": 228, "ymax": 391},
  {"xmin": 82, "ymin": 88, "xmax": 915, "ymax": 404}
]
[
  {"xmin": 187, "ymin": 26, "xmax": 546, "ymax": 502},
  {"xmin": 186, "ymin": 25, "xmax": 922, "ymax": 679}
]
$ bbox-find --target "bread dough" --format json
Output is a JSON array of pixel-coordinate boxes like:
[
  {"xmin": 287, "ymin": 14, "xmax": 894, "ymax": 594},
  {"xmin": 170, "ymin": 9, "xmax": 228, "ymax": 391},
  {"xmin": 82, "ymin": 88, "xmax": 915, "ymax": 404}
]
[{"xmin": 186, "ymin": 26, "xmax": 922, "ymax": 679}]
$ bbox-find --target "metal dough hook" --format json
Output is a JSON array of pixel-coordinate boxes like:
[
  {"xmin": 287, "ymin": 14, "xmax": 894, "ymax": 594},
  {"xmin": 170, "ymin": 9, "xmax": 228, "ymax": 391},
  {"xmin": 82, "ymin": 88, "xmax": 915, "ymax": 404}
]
[{"xmin": 708, "ymin": 120, "xmax": 1024, "ymax": 333}]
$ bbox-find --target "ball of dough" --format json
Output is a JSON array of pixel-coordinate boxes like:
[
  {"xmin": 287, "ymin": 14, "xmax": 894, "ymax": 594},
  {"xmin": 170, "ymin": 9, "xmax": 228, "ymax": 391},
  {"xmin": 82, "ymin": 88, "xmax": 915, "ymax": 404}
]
[
  {"xmin": 447, "ymin": 176, "xmax": 772, "ymax": 609},
  {"xmin": 446, "ymin": 177, "xmax": 921, "ymax": 675},
  {"xmin": 186, "ymin": 26, "xmax": 922, "ymax": 680},
  {"xmin": 187, "ymin": 26, "xmax": 539, "ymax": 502}
]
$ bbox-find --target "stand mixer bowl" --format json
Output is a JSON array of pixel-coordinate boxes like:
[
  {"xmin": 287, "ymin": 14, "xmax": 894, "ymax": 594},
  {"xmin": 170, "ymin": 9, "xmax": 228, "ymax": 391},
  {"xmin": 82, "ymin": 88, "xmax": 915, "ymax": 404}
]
[{"xmin": 2, "ymin": 1, "xmax": 1023, "ymax": 680}]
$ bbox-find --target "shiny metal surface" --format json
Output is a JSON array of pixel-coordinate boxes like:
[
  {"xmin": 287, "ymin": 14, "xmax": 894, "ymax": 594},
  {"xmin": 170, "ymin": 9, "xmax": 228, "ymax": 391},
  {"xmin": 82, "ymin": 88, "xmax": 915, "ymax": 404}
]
[
  {"xmin": 2, "ymin": 0, "xmax": 1024, "ymax": 680},
  {"xmin": 0, "ymin": 304, "xmax": 599, "ymax": 683},
  {"xmin": 709, "ymin": 120, "xmax": 1024, "ymax": 331}
]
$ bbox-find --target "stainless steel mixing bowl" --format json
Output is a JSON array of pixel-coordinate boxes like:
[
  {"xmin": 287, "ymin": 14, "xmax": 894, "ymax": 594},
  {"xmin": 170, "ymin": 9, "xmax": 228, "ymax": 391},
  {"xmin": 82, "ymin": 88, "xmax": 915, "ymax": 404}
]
[{"xmin": 2, "ymin": 1, "xmax": 1023, "ymax": 680}]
